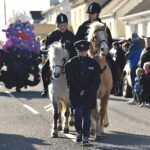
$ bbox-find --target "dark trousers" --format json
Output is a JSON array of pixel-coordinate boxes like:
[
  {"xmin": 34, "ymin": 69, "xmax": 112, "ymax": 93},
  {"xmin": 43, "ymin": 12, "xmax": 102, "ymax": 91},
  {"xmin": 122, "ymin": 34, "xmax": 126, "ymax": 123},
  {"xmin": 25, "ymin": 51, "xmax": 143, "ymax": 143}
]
[
  {"xmin": 130, "ymin": 67, "xmax": 137, "ymax": 89},
  {"xmin": 141, "ymin": 91, "xmax": 150, "ymax": 103},
  {"xmin": 41, "ymin": 60, "xmax": 51, "ymax": 90},
  {"xmin": 75, "ymin": 106, "xmax": 91, "ymax": 137}
]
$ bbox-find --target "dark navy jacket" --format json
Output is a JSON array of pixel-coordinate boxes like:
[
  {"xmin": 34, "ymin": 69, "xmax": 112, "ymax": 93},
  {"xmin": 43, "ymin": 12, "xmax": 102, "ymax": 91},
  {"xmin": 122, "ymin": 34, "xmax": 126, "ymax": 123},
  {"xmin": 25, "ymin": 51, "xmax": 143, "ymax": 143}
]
[
  {"xmin": 65, "ymin": 56, "xmax": 101, "ymax": 109},
  {"xmin": 138, "ymin": 48, "xmax": 150, "ymax": 68},
  {"xmin": 75, "ymin": 18, "xmax": 113, "ymax": 49},
  {"xmin": 45, "ymin": 29, "xmax": 77, "ymax": 58}
]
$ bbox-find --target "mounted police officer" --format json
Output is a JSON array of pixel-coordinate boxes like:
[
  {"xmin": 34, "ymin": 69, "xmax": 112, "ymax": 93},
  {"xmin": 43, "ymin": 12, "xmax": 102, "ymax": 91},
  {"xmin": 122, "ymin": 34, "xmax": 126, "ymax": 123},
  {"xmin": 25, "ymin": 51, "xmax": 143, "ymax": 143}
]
[
  {"xmin": 75, "ymin": 2, "xmax": 112, "ymax": 48},
  {"xmin": 41, "ymin": 13, "xmax": 77, "ymax": 97},
  {"xmin": 65, "ymin": 40, "xmax": 101, "ymax": 145},
  {"xmin": 75, "ymin": 2, "xmax": 117, "ymax": 94}
]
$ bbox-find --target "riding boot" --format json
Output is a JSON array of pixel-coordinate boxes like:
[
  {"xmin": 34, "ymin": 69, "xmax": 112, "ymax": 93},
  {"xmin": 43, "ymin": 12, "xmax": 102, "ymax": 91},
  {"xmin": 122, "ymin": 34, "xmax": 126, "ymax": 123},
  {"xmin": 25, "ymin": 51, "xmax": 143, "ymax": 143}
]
[{"xmin": 41, "ymin": 88, "xmax": 48, "ymax": 97}]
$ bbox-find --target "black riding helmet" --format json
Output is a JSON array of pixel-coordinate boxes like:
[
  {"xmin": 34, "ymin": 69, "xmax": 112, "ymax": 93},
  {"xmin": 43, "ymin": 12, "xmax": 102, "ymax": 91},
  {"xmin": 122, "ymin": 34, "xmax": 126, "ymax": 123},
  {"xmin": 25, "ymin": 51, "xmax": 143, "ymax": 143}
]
[
  {"xmin": 56, "ymin": 13, "xmax": 68, "ymax": 24},
  {"xmin": 86, "ymin": 2, "xmax": 101, "ymax": 14}
]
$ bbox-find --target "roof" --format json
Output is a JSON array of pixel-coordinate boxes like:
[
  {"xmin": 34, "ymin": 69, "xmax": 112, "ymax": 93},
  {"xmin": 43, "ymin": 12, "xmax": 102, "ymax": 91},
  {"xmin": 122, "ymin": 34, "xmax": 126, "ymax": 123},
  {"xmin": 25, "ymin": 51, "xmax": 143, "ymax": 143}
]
[
  {"xmin": 100, "ymin": 0, "xmax": 127, "ymax": 18},
  {"xmin": 125, "ymin": 0, "xmax": 150, "ymax": 16},
  {"xmin": 72, "ymin": 0, "xmax": 110, "ymax": 8},
  {"xmin": 30, "ymin": 11, "xmax": 44, "ymax": 21},
  {"xmin": 71, "ymin": 0, "xmax": 87, "ymax": 8}
]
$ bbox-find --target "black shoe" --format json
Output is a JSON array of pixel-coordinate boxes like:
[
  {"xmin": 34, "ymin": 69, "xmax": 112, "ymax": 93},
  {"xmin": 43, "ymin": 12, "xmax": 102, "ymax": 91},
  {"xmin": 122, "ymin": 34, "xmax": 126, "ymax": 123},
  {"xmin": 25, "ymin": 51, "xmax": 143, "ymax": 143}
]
[
  {"xmin": 83, "ymin": 136, "xmax": 89, "ymax": 146},
  {"xmin": 76, "ymin": 133, "xmax": 82, "ymax": 142},
  {"xmin": 41, "ymin": 89, "xmax": 48, "ymax": 97},
  {"xmin": 16, "ymin": 87, "xmax": 21, "ymax": 92}
]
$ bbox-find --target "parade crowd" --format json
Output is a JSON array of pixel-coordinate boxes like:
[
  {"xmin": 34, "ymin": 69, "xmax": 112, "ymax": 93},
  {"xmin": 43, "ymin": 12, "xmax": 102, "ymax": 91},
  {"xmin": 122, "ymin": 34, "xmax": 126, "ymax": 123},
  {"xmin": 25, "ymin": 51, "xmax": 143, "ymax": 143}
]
[{"xmin": 0, "ymin": 1, "xmax": 150, "ymax": 146}]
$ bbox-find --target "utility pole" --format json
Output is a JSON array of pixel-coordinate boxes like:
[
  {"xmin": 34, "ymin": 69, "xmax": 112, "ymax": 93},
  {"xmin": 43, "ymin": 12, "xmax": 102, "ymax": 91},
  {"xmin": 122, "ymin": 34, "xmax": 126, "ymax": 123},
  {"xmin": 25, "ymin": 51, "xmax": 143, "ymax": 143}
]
[{"xmin": 4, "ymin": 0, "xmax": 7, "ymax": 25}]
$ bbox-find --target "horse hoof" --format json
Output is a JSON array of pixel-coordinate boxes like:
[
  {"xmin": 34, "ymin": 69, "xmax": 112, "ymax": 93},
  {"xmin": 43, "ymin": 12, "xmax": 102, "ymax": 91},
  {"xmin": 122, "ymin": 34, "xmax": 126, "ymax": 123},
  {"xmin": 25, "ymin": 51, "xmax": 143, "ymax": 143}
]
[
  {"xmin": 95, "ymin": 135, "xmax": 102, "ymax": 141},
  {"xmin": 64, "ymin": 128, "xmax": 69, "ymax": 133},
  {"xmin": 90, "ymin": 129, "xmax": 95, "ymax": 136},
  {"xmin": 104, "ymin": 122, "xmax": 109, "ymax": 128},
  {"xmin": 58, "ymin": 126, "xmax": 62, "ymax": 131},
  {"xmin": 52, "ymin": 133, "xmax": 58, "ymax": 138},
  {"xmin": 69, "ymin": 121, "xmax": 75, "ymax": 126}
]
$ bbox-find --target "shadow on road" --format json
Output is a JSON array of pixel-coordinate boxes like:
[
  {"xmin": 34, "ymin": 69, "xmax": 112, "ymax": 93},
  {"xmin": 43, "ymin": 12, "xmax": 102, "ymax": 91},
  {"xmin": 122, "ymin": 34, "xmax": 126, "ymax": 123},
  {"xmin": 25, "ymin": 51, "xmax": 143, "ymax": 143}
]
[
  {"xmin": 92, "ymin": 131, "xmax": 150, "ymax": 150},
  {"xmin": 0, "ymin": 91, "xmax": 46, "ymax": 100},
  {"xmin": 12, "ymin": 91, "xmax": 42, "ymax": 100},
  {"xmin": 0, "ymin": 133, "xmax": 50, "ymax": 150}
]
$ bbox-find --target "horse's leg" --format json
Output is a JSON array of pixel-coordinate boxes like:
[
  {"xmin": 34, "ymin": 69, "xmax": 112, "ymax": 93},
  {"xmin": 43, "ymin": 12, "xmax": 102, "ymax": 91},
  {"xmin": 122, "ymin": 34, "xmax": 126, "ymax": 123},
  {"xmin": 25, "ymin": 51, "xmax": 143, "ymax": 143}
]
[
  {"xmin": 69, "ymin": 106, "xmax": 75, "ymax": 126},
  {"xmin": 92, "ymin": 107, "xmax": 102, "ymax": 140},
  {"xmin": 90, "ymin": 109, "xmax": 96, "ymax": 136},
  {"xmin": 52, "ymin": 101, "xmax": 59, "ymax": 138},
  {"xmin": 64, "ymin": 103, "xmax": 70, "ymax": 133},
  {"xmin": 103, "ymin": 111, "xmax": 109, "ymax": 127},
  {"xmin": 58, "ymin": 102, "xmax": 62, "ymax": 131},
  {"xmin": 100, "ymin": 95, "xmax": 109, "ymax": 134}
]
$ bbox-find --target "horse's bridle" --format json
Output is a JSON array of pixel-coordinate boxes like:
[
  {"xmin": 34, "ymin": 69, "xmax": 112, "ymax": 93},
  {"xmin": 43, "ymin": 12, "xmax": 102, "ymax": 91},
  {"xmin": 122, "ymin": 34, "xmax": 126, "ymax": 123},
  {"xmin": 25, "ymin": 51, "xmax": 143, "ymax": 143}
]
[
  {"xmin": 93, "ymin": 28, "xmax": 108, "ymax": 73},
  {"xmin": 52, "ymin": 65, "xmax": 65, "ymax": 74},
  {"xmin": 94, "ymin": 28, "xmax": 108, "ymax": 55},
  {"xmin": 52, "ymin": 58, "xmax": 66, "ymax": 74}
]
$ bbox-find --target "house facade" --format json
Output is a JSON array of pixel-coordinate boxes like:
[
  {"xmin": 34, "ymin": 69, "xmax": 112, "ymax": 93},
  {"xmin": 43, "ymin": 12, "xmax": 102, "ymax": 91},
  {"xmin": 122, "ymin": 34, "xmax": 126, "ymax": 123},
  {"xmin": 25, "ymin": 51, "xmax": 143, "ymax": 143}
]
[
  {"xmin": 71, "ymin": 0, "xmax": 110, "ymax": 33},
  {"xmin": 120, "ymin": 0, "xmax": 150, "ymax": 38},
  {"xmin": 41, "ymin": 0, "xmax": 150, "ymax": 39},
  {"xmin": 42, "ymin": 0, "xmax": 73, "ymax": 24},
  {"xmin": 100, "ymin": 0, "xmax": 143, "ymax": 38}
]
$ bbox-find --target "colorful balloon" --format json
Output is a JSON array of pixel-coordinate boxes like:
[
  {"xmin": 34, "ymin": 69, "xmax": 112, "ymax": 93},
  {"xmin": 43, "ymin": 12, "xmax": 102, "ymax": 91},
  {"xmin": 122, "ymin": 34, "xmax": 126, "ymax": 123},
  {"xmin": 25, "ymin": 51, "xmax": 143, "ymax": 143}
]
[{"xmin": 2, "ymin": 20, "xmax": 40, "ymax": 53}]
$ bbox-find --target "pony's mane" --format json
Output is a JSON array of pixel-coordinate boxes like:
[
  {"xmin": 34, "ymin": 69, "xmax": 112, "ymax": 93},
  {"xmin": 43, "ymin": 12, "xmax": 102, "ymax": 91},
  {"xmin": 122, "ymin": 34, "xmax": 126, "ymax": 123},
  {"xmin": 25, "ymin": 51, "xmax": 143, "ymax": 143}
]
[
  {"xmin": 48, "ymin": 41, "xmax": 69, "ymax": 61},
  {"xmin": 87, "ymin": 21, "xmax": 105, "ymax": 42}
]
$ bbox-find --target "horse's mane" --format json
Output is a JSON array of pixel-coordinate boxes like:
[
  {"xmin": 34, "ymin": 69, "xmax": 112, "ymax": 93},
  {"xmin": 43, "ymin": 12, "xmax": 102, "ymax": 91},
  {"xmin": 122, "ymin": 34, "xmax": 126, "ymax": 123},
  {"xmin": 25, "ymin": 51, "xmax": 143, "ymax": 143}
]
[
  {"xmin": 48, "ymin": 41, "xmax": 69, "ymax": 61},
  {"xmin": 87, "ymin": 21, "xmax": 105, "ymax": 42}
]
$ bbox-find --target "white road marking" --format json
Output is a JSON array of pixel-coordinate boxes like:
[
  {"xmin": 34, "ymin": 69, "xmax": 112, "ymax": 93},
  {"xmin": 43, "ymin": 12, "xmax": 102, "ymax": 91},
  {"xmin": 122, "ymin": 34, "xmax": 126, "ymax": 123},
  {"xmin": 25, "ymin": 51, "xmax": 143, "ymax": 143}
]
[
  {"xmin": 61, "ymin": 132, "xmax": 76, "ymax": 142},
  {"xmin": 45, "ymin": 107, "xmax": 53, "ymax": 112},
  {"xmin": 44, "ymin": 103, "xmax": 52, "ymax": 109},
  {"xmin": 4, "ymin": 91, "xmax": 40, "ymax": 114},
  {"xmin": 5, "ymin": 90, "xmax": 16, "ymax": 98},
  {"xmin": 23, "ymin": 104, "xmax": 40, "ymax": 114}
]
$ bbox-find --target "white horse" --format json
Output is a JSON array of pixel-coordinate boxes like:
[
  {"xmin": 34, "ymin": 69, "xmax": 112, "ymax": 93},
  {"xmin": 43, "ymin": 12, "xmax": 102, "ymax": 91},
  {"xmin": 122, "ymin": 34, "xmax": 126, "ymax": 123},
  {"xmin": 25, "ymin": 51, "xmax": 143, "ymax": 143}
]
[
  {"xmin": 88, "ymin": 22, "xmax": 113, "ymax": 140},
  {"xmin": 48, "ymin": 41, "xmax": 71, "ymax": 138}
]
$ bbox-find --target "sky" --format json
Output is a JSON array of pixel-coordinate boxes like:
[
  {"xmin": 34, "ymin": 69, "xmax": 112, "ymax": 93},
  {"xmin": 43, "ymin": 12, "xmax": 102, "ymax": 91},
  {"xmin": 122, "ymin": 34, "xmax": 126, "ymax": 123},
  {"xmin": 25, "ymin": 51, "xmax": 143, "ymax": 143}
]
[{"xmin": 0, "ymin": 0, "xmax": 50, "ymax": 40}]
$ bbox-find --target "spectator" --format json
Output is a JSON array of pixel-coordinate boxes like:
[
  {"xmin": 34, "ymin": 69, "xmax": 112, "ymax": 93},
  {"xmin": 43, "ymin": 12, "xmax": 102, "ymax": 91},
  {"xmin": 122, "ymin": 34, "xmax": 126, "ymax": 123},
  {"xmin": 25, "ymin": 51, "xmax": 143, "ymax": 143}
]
[
  {"xmin": 134, "ymin": 68, "xmax": 143, "ymax": 106},
  {"xmin": 140, "ymin": 62, "xmax": 150, "ymax": 107},
  {"xmin": 138, "ymin": 37, "xmax": 150, "ymax": 68},
  {"xmin": 126, "ymin": 33, "xmax": 144, "ymax": 104}
]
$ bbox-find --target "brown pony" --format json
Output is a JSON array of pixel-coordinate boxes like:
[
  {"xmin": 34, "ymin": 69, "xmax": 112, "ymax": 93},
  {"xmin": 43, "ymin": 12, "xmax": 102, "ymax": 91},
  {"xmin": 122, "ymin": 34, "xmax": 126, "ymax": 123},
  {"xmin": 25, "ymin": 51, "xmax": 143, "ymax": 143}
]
[{"xmin": 87, "ymin": 21, "xmax": 113, "ymax": 140}]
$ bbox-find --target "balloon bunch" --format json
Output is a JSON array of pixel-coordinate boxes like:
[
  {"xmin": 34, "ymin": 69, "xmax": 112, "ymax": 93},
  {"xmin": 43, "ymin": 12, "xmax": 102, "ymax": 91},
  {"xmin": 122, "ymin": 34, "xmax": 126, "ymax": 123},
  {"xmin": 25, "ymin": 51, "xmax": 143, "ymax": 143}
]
[{"xmin": 2, "ymin": 20, "xmax": 40, "ymax": 53}]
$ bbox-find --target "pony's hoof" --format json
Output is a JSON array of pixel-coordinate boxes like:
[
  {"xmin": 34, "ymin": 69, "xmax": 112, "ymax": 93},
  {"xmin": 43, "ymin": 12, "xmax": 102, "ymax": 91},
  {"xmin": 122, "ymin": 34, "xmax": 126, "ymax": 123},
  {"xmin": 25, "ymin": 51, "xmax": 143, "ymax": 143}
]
[
  {"xmin": 104, "ymin": 122, "xmax": 109, "ymax": 128},
  {"xmin": 52, "ymin": 133, "xmax": 58, "ymax": 138},
  {"xmin": 69, "ymin": 121, "xmax": 75, "ymax": 126},
  {"xmin": 90, "ymin": 129, "xmax": 95, "ymax": 136},
  {"xmin": 58, "ymin": 126, "xmax": 62, "ymax": 131},
  {"xmin": 95, "ymin": 135, "xmax": 102, "ymax": 141},
  {"xmin": 64, "ymin": 128, "xmax": 69, "ymax": 133}
]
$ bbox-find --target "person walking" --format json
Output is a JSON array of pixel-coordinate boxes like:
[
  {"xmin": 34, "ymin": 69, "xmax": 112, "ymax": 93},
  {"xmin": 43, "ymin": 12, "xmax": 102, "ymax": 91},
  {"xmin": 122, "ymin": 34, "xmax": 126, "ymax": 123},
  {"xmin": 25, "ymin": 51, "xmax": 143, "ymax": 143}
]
[{"xmin": 65, "ymin": 40, "xmax": 101, "ymax": 145}]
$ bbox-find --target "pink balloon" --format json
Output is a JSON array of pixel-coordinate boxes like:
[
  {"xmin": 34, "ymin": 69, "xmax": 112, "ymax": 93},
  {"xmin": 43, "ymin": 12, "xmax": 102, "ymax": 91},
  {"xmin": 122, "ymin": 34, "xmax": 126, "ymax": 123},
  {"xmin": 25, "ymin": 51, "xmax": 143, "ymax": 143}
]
[{"xmin": 2, "ymin": 39, "xmax": 13, "ymax": 51}]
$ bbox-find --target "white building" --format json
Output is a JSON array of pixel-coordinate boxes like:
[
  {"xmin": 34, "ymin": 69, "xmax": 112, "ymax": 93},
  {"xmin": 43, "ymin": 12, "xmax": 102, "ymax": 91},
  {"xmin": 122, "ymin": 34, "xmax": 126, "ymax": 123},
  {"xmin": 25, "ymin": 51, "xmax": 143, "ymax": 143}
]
[{"xmin": 120, "ymin": 0, "xmax": 150, "ymax": 38}]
